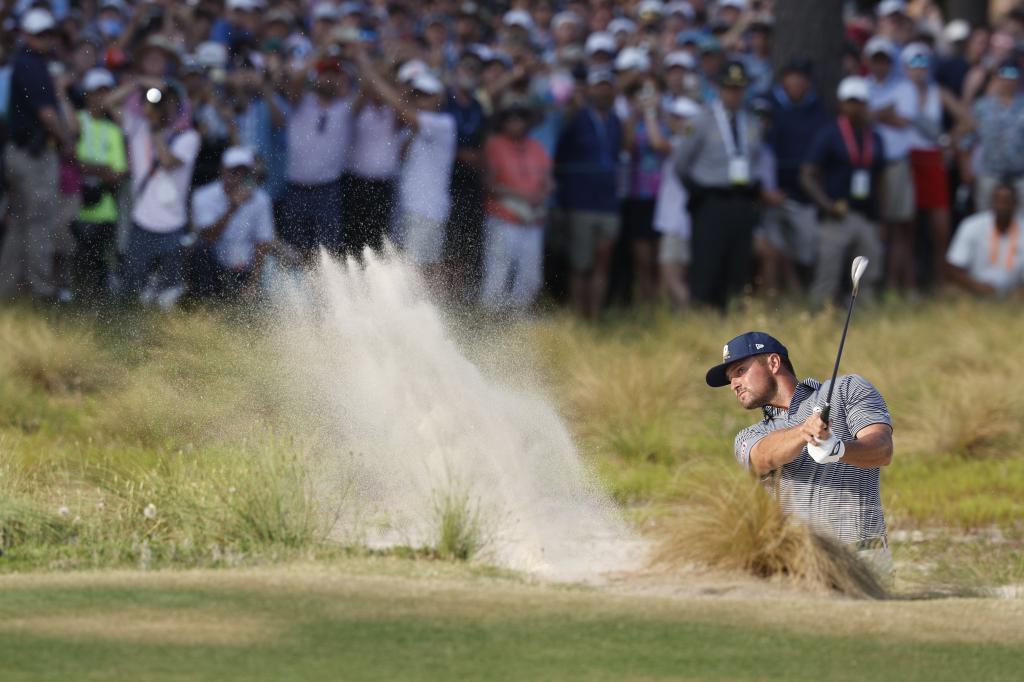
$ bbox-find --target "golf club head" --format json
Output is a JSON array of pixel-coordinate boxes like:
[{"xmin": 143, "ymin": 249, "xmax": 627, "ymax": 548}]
[{"xmin": 851, "ymin": 257, "xmax": 870, "ymax": 295}]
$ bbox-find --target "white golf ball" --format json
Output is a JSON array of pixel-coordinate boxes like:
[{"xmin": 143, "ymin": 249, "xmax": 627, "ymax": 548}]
[{"xmin": 145, "ymin": 87, "xmax": 163, "ymax": 104}]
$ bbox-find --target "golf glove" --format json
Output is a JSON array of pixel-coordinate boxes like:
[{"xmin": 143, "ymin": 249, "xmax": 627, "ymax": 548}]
[{"xmin": 807, "ymin": 436, "xmax": 845, "ymax": 464}]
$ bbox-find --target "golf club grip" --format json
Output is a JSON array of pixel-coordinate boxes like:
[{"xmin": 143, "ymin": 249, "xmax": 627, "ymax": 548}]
[{"xmin": 820, "ymin": 404, "xmax": 831, "ymax": 425}]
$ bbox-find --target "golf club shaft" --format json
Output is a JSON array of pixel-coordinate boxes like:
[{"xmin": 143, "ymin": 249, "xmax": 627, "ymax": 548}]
[{"xmin": 821, "ymin": 291, "xmax": 858, "ymax": 425}]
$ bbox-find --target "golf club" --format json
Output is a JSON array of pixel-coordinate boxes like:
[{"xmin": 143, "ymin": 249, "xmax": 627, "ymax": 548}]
[{"xmin": 820, "ymin": 256, "xmax": 870, "ymax": 425}]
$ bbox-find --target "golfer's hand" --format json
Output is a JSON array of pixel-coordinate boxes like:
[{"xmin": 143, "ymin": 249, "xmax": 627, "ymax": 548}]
[{"xmin": 797, "ymin": 412, "xmax": 831, "ymax": 446}]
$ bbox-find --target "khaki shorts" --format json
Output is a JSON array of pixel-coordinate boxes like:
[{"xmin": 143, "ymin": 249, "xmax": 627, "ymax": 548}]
[
  {"xmin": 881, "ymin": 158, "xmax": 915, "ymax": 223},
  {"xmin": 401, "ymin": 211, "xmax": 445, "ymax": 265},
  {"xmin": 657, "ymin": 233, "xmax": 691, "ymax": 266},
  {"xmin": 567, "ymin": 210, "xmax": 619, "ymax": 273},
  {"xmin": 53, "ymin": 193, "xmax": 81, "ymax": 255}
]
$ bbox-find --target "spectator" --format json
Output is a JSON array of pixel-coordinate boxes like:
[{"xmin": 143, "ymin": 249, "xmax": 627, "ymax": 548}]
[
  {"xmin": 444, "ymin": 49, "xmax": 488, "ymax": 300},
  {"xmin": 1, "ymin": 9, "xmax": 71, "ymax": 301},
  {"xmin": 621, "ymin": 75, "xmax": 671, "ymax": 304},
  {"xmin": 279, "ymin": 55, "xmax": 351, "ymax": 258},
  {"xmin": 342, "ymin": 85, "xmax": 400, "ymax": 257},
  {"xmin": 358, "ymin": 54, "xmax": 457, "ymax": 285},
  {"xmin": 72, "ymin": 67, "xmax": 127, "ymax": 303},
  {"xmin": 228, "ymin": 52, "xmax": 289, "ymax": 205},
  {"xmin": 480, "ymin": 99, "xmax": 552, "ymax": 311},
  {"xmin": 801, "ymin": 77, "xmax": 885, "ymax": 307},
  {"xmin": 864, "ymin": 36, "xmax": 917, "ymax": 295},
  {"xmin": 946, "ymin": 181, "xmax": 1024, "ymax": 297},
  {"xmin": 674, "ymin": 60, "xmax": 764, "ymax": 309},
  {"xmin": 189, "ymin": 147, "xmax": 275, "ymax": 300},
  {"xmin": 654, "ymin": 96, "xmax": 700, "ymax": 310},
  {"xmin": 901, "ymin": 43, "xmax": 972, "ymax": 289},
  {"xmin": 555, "ymin": 69, "xmax": 623, "ymax": 318},
  {"xmin": 766, "ymin": 57, "xmax": 830, "ymax": 282},
  {"xmin": 970, "ymin": 61, "xmax": 1024, "ymax": 211},
  {"xmin": 110, "ymin": 81, "xmax": 200, "ymax": 307}
]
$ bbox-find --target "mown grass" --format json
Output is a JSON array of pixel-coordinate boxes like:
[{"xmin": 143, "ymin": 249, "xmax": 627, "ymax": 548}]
[{"xmin": 2, "ymin": 564, "xmax": 1024, "ymax": 682}]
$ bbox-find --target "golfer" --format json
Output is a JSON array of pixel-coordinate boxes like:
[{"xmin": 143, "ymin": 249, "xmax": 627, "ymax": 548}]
[{"xmin": 706, "ymin": 331, "xmax": 894, "ymax": 568}]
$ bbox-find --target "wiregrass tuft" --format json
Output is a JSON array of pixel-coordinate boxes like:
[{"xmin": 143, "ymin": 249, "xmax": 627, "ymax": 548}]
[{"xmin": 652, "ymin": 467, "xmax": 887, "ymax": 599}]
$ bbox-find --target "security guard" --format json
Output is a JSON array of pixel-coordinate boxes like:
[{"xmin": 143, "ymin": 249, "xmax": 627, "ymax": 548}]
[{"xmin": 674, "ymin": 61, "xmax": 764, "ymax": 308}]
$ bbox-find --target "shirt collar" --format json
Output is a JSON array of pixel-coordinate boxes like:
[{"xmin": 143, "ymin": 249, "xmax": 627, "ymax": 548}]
[{"xmin": 762, "ymin": 378, "xmax": 821, "ymax": 421}]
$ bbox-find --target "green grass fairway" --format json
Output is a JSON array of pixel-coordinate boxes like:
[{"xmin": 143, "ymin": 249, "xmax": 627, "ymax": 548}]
[{"xmin": 3, "ymin": 561, "xmax": 1023, "ymax": 682}]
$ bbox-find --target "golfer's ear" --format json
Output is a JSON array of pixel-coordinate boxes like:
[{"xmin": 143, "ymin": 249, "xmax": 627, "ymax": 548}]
[{"xmin": 766, "ymin": 354, "xmax": 782, "ymax": 374}]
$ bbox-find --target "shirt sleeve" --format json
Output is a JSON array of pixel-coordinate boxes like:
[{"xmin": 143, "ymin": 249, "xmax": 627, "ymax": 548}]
[
  {"xmin": 946, "ymin": 216, "xmax": 977, "ymax": 269},
  {"xmin": 171, "ymin": 130, "xmax": 201, "ymax": 165},
  {"xmin": 191, "ymin": 185, "xmax": 223, "ymax": 230},
  {"xmin": 734, "ymin": 420, "xmax": 772, "ymax": 470},
  {"xmin": 803, "ymin": 125, "xmax": 831, "ymax": 168},
  {"xmin": 253, "ymin": 192, "xmax": 275, "ymax": 243},
  {"xmin": 839, "ymin": 375, "xmax": 893, "ymax": 437}
]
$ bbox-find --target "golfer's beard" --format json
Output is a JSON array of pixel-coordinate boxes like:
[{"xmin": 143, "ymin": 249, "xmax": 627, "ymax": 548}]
[{"xmin": 739, "ymin": 379, "xmax": 776, "ymax": 410}]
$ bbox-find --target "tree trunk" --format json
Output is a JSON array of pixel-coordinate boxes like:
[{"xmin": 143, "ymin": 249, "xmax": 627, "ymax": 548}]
[
  {"xmin": 772, "ymin": 0, "xmax": 846, "ymax": 112},
  {"xmin": 944, "ymin": 0, "xmax": 993, "ymax": 27}
]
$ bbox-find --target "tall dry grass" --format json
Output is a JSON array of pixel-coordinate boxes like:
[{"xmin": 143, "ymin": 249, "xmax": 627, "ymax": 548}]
[{"xmin": 651, "ymin": 466, "xmax": 887, "ymax": 599}]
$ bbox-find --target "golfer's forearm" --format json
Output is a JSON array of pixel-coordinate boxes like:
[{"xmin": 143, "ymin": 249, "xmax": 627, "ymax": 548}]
[
  {"xmin": 749, "ymin": 428, "xmax": 808, "ymax": 475},
  {"xmin": 839, "ymin": 434, "xmax": 893, "ymax": 468}
]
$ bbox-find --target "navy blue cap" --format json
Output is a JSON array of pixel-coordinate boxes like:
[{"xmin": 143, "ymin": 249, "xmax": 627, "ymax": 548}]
[{"xmin": 705, "ymin": 331, "xmax": 789, "ymax": 387}]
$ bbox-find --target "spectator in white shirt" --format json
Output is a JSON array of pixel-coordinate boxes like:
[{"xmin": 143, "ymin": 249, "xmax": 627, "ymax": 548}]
[
  {"xmin": 357, "ymin": 53, "xmax": 457, "ymax": 286},
  {"xmin": 341, "ymin": 89, "xmax": 401, "ymax": 257},
  {"xmin": 864, "ymin": 36, "xmax": 918, "ymax": 294},
  {"xmin": 280, "ymin": 56, "xmax": 352, "ymax": 259},
  {"xmin": 107, "ymin": 81, "xmax": 201, "ymax": 307},
  {"xmin": 947, "ymin": 181, "xmax": 1024, "ymax": 297},
  {"xmin": 189, "ymin": 147, "xmax": 276, "ymax": 299}
]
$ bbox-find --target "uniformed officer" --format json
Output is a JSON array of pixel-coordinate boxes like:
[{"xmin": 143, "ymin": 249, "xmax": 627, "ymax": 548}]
[
  {"xmin": 674, "ymin": 61, "xmax": 764, "ymax": 309},
  {"xmin": 706, "ymin": 331, "xmax": 895, "ymax": 572}
]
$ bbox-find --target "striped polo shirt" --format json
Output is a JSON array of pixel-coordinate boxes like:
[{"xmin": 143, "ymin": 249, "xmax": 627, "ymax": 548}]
[{"xmin": 733, "ymin": 375, "xmax": 892, "ymax": 545}]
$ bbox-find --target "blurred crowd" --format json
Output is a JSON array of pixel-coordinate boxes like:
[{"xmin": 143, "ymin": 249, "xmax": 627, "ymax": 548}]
[{"xmin": 2, "ymin": 0, "xmax": 1024, "ymax": 317}]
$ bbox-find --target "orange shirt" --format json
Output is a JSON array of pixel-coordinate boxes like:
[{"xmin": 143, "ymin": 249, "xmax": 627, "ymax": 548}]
[{"xmin": 484, "ymin": 134, "xmax": 553, "ymax": 224}]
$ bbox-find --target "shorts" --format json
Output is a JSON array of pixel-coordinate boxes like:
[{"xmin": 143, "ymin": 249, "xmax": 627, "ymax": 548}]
[
  {"xmin": 401, "ymin": 211, "xmax": 446, "ymax": 265},
  {"xmin": 909, "ymin": 148, "xmax": 950, "ymax": 210},
  {"xmin": 621, "ymin": 198, "xmax": 658, "ymax": 241},
  {"xmin": 756, "ymin": 200, "xmax": 818, "ymax": 267},
  {"xmin": 53, "ymin": 193, "xmax": 81, "ymax": 255},
  {"xmin": 881, "ymin": 158, "xmax": 915, "ymax": 223},
  {"xmin": 567, "ymin": 210, "xmax": 619, "ymax": 273},
  {"xmin": 657, "ymin": 233, "xmax": 691, "ymax": 266}
]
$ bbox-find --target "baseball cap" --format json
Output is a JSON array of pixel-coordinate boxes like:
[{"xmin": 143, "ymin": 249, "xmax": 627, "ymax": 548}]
[
  {"xmin": 586, "ymin": 69, "xmax": 616, "ymax": 86},
  {"xmin": 222, "ymin": 146, "xmax": 256, "ymax": 169},
  {"xmin": 615, "ymin": 47, "xmax": 651, "ymax": 72},
  {"xmin": 20, "ymin": 8, "xmax": 56, "ymax": 34},
  {"xmin": 82, "ymin": 67, "xmax": 116, "ymax": 92},
  {"xmin": 608, "ymin": 17, "xmax": 637, "ymax": 36},
  {"xmin": 876, "ymin": 0, "xmax": 907, "ymax": 17},
  {"xmin": 638, "ymin": 0, "xmax": 665, "ymax": 18},
  {"xmin": 667, "ymin": 96, "xmax": 700, "ymax": 118},
  {"xmin": 585, "ymin": 31, "xmax": 617, "ymax": 56},
  {"xmin": 837, "ymin": 75, "xmax": 870, "ymax": 102},
  {"xmin": 665, "ymin": 2, "xmax": 695, "ymax": 19},
  {"xmin": 706, "ymin": 332, "xmax": 789, "ymax": 388},
  {"xmin": 312, "ymin": 3, "xmax": 339, "ymax": 21},
  {"xmin": 411, "ymin": 72, "xmax": 444, "ymax": 95},
  {"xmin": 721, "ymin": 0, "xmax": 747, "ymax": 9},
  {"xmin": 676, "ymin": 29, "xmax": 703, "ymax": 47},
  {"xmin": 503, "ymin": 9, "xmax": 534, "ymax": 30},
  {"xmin": 901, "ymin": 43, "xmax": 932, "ymax": 69},
  {"xmin": 397, "ymin": 58, "xmax": 429, "ymax": 83},
  {"xmin": 227, "ymin": 0, "xmax": 259, "ymax": 10},
  {"xmin": 996, "ymin": 61, "xmax": 1021, "ymax": 80},
  {"xmin": 664, "ymin": 50, "xmax": 696, "ymax": 70},
  {"xmin": 551, "ymin": 11, "xmax": 580, "ymax": 30},
  {"xmin": 864, "ymin": 35, "xmax": 896, "ymax": 59},
  {"xmin": 944, "ymin": 19, "xmax": 971, "ymax": 44}
]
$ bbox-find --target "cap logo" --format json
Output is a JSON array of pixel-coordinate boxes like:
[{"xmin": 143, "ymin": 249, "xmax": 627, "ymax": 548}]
[
  {"xmin": 755, "ymin": 343, "xmax": 764, "ymax": 350},
  {"xmin": 723, "ymin": 345, "xmax": 731, "ymax": 361}
]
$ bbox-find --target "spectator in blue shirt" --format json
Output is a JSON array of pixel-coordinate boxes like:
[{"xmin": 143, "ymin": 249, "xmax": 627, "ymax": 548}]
[{"xmin": 555, "ymin": 70, "xmax": 623, "ymax": 317}]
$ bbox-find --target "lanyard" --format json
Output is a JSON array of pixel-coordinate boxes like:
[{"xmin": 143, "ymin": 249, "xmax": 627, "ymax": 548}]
[
  {"xmin": 837, "ymin": 116, "xmax": 873, "ymax": 169},
  {"xmin": 712, "ymin": 99, "xmax": 746, "ymax": 158},
  {"xmin": 989, "ymin": 220, "xmax": 1020, "ymax": 270}
]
